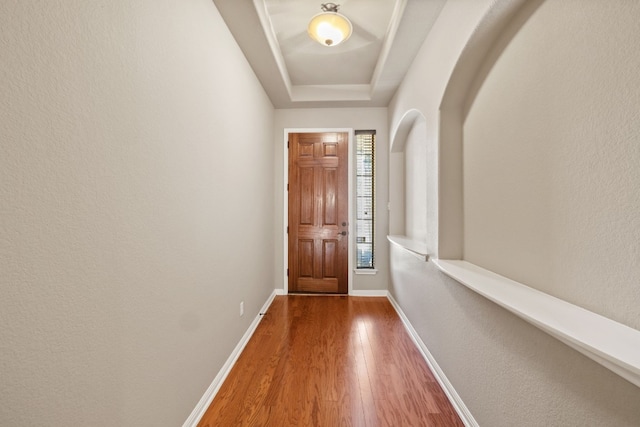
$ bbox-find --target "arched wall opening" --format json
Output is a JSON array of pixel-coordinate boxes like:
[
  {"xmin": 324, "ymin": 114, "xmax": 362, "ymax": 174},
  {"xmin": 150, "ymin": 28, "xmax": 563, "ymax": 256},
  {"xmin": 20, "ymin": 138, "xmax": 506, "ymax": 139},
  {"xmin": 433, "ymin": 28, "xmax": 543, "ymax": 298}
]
[
  {"xmin": 433, "ymin": 0, "xmax": 640, "ymax": 387},
  {"xmin": 389, "ymin": 109, "xmax": 431, "ymax": 253},
  {"xmin": 437, "ymin": 0, "xmax": 537, "ymax": 258}
]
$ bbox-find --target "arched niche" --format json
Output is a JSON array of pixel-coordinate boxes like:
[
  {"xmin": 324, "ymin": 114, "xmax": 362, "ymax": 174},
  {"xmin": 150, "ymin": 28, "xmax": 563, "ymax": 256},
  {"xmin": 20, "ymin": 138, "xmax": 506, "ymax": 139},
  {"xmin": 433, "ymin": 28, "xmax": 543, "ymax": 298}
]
[
  {"xmin": 390, "ymin": 109, "xmax": 424, "ymax": 153},
  {"xmin": 431, "ymin": 0, "xmax": 640, "ymax": 390},
  {"xmin": 438, "ymin": 0, "xmax": 536, "ymax": 259},
  {"xmin": 388, "ymin": 109, "xmax": 429, "ymax": 251}
]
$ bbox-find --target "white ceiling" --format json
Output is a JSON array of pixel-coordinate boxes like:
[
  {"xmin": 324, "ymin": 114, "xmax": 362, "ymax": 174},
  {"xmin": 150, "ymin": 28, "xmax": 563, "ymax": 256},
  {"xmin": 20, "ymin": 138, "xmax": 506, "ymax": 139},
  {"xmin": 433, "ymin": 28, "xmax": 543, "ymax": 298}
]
[{"xmin": 213, "ymin": 0, "xmax": 446, "ymax": 108}]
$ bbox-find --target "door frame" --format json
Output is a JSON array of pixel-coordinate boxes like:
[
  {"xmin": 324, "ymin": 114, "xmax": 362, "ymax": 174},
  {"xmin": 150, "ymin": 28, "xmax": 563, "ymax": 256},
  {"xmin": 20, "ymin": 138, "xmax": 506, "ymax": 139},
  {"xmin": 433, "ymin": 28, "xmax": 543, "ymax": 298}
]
[{"xmin": 283, "ymin": 128, "xmax": 354, "ymax": 294}]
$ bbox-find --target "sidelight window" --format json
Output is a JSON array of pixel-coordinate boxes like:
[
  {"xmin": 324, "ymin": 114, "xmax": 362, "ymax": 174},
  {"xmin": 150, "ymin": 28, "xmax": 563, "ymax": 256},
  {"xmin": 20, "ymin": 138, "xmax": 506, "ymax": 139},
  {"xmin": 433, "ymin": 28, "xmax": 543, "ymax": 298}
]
[{"xmin": 355, "ymin": 130, "xmax": 375, "ymax": 269}]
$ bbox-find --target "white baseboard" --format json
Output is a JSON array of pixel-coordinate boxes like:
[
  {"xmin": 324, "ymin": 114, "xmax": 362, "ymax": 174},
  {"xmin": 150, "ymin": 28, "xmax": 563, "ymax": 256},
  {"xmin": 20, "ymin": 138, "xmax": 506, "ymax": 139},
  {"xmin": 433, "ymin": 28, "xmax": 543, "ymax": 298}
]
[
  {"xmin": 350, "ymin": 289, "xmax": 389, "ymax": 297},
  {"xmin": 275, "ymin": 288, "xmax": 387, "ymax": 297},
  {"xmin": 182, "ymin": 290, "xmax": 278, "ymax": 427},
  {"xmin": 386, "ymin": 293, "xmax": 478, "ymax": 427}
]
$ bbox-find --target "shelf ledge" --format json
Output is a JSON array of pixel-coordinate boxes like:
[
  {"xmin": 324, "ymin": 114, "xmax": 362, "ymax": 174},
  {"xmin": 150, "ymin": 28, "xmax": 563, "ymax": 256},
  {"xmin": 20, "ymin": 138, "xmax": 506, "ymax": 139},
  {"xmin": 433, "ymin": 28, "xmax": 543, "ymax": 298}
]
[
  {"xmin": 431, "ymin": 259, "xmax": 640, "ymax": 389},
  {"xmin": 387, "ymin": 235, "xmax": 430, "ymax": 261}
]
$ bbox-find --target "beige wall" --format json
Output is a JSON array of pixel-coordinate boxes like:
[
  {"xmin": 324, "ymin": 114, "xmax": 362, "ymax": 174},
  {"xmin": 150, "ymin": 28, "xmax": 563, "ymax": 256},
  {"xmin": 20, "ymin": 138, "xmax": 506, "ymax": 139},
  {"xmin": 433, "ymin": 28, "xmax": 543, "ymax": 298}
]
[
  {"xmin": 0, "ymin": 1, "xmax": 275, "ymax": 426},
  {"xmin": 389, "ymin": 0, "xmax": 640, "ymax": 425},
  {"xmin": 404, "ymin": 120, "xmax": 428, "ymax": 241},
  {"xmin": 273, "ymin": 108, "xmax": 390, "ymax": 292}
]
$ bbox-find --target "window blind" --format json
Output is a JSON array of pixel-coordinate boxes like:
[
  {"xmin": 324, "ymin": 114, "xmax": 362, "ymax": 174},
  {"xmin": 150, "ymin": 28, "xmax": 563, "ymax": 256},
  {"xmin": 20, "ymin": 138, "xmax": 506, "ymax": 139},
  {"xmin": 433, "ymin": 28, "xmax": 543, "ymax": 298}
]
[{"xmin": 355, "ymin": 130, "xmax": 375, "ymax": 269}]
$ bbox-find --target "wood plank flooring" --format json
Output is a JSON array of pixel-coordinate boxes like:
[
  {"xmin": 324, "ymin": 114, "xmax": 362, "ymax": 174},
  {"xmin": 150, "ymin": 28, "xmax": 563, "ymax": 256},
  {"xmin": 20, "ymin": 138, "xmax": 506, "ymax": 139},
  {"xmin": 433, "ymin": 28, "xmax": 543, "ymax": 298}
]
[{"xmin": 198, "ymin": 296, "xmax": 463, "ymax": 427}]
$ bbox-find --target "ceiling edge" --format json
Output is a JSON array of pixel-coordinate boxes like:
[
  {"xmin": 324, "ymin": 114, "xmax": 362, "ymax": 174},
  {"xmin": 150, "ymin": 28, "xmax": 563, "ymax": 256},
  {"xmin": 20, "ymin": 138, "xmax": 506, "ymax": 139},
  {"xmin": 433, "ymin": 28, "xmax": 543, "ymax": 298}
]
[
  {"xmin": 369, "ymin": 0, "xmax": 408, "ymax": 94},
  {"xmin": 253, "ymin": 0, "xmax": 294, "ymax": 100}
]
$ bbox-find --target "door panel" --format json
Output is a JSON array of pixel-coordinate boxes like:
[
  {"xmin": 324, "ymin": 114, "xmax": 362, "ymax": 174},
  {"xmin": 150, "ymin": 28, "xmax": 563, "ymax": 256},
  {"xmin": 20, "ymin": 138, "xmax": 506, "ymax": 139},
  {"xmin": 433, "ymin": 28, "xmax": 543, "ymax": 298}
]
[
  {"xmin": 288, "ymin": 132, "xmax": 348, "ymax": 294},
  {"xmin": 299, "ymin": 168, "xmax": 314, "ymax": 224},
  {"xmin": 299, "ymin": 240, "xmax": 314, "ymax": 277},
  {"xmin": 323, "ymin": 240, "xmax": 337, "ymax": 277},
  {"xmin": 323, "ymin": 169, "xmax": 337, "ymax": 225}
]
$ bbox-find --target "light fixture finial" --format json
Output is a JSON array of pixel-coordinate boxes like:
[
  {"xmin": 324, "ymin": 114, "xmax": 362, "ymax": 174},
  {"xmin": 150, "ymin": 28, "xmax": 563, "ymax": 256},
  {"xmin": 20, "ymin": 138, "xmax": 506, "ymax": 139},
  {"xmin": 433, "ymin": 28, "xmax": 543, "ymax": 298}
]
[{"xmin": 321, "ymin": 3, "xmax": 340, "ymax": 13}]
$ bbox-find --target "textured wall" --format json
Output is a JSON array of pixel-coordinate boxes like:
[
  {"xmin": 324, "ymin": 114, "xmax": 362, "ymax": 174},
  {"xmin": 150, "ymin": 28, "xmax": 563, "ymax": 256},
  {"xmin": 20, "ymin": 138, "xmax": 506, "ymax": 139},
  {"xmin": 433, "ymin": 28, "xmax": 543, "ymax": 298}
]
[
  {"xmin": 404, "ymin": 120, "xmax": 428, "ymax": 241},
  {"xmin": 388, "ymin": 0, "xmax": 640, "ymax": 426},
  {"xmin": 464, "ymin": 0, "xmax": 640, "ymax": 330},
  {"xmin": 0, "ymin": 1, "xmax": 274, "ymax": 426},
  {"xmin": 273, "ymin": 108, "xmax": 390, "ymax": 291}
]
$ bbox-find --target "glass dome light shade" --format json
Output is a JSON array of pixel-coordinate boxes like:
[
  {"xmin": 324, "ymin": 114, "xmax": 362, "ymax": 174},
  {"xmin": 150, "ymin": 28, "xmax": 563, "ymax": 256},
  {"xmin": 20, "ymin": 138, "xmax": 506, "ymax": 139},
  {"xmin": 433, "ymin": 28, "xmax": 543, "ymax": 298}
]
[{"xmin": 307, "ymin": 12, "xmax": 353, "ymax": 47}]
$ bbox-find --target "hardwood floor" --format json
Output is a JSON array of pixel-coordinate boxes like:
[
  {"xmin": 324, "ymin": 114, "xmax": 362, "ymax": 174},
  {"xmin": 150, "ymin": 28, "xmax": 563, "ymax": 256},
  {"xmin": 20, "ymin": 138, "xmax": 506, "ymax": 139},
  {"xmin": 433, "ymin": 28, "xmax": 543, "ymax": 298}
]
[{"xmin": 198, "ymin": 296, "xmax": 463, "ymax": 427}]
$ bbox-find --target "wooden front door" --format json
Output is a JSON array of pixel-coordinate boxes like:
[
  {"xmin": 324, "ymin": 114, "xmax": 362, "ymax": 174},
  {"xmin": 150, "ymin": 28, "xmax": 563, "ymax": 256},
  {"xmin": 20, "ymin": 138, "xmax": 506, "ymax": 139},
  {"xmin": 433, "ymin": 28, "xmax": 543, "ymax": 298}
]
[{"xmin": 288, "ymin": 132, "xmax": 349, "ymax": 294}]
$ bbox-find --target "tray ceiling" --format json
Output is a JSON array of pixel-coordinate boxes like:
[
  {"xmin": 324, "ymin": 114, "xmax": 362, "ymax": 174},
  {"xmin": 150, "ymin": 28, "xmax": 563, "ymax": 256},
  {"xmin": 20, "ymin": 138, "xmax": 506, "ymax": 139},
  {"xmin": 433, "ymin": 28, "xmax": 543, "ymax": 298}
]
[{"xmin": 213, "ymin": 0, "xmax": 446, "ymax": 108}]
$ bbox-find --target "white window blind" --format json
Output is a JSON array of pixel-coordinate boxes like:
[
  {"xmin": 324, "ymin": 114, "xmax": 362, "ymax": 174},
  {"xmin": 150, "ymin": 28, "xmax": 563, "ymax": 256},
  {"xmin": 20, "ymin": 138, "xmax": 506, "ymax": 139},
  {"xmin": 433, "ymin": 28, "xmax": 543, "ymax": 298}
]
[{"xmin": 355, "ymin": 130, "xmax": 375, "ymax": 269}]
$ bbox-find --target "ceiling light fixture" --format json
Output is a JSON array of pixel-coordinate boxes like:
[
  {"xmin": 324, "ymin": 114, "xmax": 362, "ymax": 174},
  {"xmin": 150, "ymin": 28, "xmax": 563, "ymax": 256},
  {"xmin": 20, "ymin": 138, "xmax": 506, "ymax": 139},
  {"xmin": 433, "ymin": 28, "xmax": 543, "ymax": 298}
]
[{"xmin": 307, "ymin": 3, "xmax": 352, "ymax": 47}]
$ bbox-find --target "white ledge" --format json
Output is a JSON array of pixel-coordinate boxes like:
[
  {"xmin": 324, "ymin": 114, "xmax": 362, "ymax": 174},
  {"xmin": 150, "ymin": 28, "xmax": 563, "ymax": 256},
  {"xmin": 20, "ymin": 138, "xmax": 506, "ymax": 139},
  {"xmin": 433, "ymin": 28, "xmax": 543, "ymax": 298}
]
[
  {"xmin": 432, "ymin": 259, "xmax": 640, "ymax": 389},
  {"xmin": 387, "ymin": 235, "xmax": 430, "ymax": 261},
  {"xmin": 354, "ymin": 268, "xmax": 378, "ymax": 275}
]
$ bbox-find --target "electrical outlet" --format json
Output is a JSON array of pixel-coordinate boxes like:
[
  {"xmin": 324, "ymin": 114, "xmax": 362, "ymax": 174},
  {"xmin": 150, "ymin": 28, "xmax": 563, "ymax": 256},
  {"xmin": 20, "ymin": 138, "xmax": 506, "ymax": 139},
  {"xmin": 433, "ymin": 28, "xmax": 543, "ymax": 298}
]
[{"xmin": 240, "ymin": 301, "xmax": 244, "ymax": 317}]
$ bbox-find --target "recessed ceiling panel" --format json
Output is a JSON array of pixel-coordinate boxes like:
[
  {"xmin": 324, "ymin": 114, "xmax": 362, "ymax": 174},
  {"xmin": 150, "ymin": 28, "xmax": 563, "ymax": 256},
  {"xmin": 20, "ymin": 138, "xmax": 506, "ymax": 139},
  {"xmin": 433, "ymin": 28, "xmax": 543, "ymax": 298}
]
[
  {"xmin": 264, "ymin": 0, "xmax": 396, "ymax": 86},
  {"xmin": 212, "ymin": 0, "xmax": 446, "ymax": 107}
]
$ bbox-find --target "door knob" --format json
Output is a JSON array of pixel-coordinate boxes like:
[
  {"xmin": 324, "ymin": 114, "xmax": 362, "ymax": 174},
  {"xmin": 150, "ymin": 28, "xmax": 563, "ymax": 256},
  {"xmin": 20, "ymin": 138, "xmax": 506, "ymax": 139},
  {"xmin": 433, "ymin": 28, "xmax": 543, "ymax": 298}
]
[
  {"xmin": 342, "ymin": 222, "xmax": 347, "ymax": 226},
  {"xmin": 338, "ymin": 231, "xmax": 347, "ymax": 236}
]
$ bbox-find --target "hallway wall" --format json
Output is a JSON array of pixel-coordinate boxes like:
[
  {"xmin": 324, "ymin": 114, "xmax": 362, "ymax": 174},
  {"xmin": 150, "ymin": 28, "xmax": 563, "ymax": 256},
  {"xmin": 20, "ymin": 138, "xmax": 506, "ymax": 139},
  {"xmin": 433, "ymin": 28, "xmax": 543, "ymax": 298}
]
[
  {"xmin": 388, "ymin": 0, "xmax": 640, "ymax": 425},
  {"xmin": 0, "ymin": 1, "xmax": 275, "ymax": 426}
]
